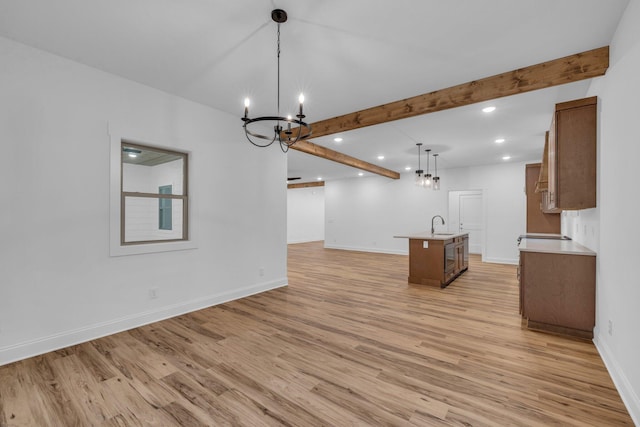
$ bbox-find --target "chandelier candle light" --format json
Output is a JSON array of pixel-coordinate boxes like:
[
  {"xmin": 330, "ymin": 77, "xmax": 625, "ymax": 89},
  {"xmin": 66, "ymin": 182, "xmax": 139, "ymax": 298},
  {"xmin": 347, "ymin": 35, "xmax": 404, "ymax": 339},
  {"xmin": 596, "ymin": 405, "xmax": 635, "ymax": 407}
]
[{"xmin": 241, "ymin": 9, "xmax": 312, "ymax": 152}]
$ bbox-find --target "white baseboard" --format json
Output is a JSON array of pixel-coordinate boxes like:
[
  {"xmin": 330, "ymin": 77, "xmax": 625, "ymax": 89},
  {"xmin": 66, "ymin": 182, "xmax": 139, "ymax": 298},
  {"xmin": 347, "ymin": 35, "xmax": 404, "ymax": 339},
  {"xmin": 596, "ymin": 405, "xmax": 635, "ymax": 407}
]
[
  {"xmin": 287, "ymin": 239, "xmax": 324, "ymax": 244},
  {"xmin": 593, "ymin": 332, "xmax": 640, "ymax": 425},
  {"xmin": 482, "ymin": 256, "xmax": 519, "ymax": 265},
  {"xmin": 323, "ymin": 243, "xmax": 408, "ymax": 256},
  {"xmin": 0, "ymin": 278, "xmax": 287, "ymax": 367}
]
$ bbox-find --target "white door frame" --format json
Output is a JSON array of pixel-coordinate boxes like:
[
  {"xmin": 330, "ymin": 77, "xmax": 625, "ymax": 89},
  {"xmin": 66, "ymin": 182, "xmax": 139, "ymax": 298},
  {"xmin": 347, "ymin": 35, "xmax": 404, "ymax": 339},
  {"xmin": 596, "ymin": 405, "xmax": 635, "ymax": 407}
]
[{"xmin": 448, "ymin": 189, "xmax": 486, "ymax": 258}]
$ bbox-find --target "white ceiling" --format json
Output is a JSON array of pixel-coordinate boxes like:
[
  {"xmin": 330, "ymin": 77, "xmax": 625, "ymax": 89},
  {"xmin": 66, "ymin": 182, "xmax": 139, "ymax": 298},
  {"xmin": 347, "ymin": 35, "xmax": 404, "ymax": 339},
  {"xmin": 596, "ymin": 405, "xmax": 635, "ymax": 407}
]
[{"xmin": 0, "ymin": 0, "xmax": 629, "ymax": 182}]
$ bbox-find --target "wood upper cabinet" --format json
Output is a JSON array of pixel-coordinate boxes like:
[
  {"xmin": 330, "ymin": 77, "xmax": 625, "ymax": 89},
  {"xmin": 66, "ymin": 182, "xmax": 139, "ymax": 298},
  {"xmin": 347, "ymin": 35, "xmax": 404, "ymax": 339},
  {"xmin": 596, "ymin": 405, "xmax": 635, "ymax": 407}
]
[{"xmin": 545, "ymin": 96, "xmax": 597, "ymax": 212}]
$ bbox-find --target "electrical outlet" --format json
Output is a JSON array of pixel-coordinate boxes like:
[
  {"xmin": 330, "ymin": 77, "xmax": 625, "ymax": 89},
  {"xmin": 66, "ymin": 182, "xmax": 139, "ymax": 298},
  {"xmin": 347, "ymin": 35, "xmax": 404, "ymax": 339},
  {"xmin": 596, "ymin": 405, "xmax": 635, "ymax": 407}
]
[
  {"xmin": 608, "ymin": 320, "xmax": 613, "ymax": 336},
  {"xmin": 259, "ymin": 268, "xmax": 264, "ymax": 277},
  {"xmin": 149, "ymin": 288, "xmax": 158, "ymax": 300}
]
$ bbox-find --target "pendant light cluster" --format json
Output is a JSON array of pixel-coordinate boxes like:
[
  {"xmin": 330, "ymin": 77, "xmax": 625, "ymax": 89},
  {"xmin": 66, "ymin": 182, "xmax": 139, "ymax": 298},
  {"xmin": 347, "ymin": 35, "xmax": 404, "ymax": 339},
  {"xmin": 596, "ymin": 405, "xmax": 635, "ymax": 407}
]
[{"xmin": 415, "ymin": 143, "xmax": 441, "ymax": 190}]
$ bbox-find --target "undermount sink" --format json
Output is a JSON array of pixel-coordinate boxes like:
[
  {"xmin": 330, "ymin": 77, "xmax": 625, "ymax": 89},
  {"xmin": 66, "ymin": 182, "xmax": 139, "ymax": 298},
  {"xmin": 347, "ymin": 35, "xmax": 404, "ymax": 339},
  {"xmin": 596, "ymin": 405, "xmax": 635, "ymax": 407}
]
[{"xmin": 433, "ymin": 232, "xmax": 454, "ymax": 235}]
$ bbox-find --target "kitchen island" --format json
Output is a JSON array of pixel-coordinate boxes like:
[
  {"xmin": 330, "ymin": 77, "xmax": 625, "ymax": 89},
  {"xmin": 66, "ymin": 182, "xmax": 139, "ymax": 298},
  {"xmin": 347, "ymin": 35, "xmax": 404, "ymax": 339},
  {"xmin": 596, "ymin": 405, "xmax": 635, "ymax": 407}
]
[{"xmin": 395, "ymin": 232, "xmax": 469, "ymax": 288}]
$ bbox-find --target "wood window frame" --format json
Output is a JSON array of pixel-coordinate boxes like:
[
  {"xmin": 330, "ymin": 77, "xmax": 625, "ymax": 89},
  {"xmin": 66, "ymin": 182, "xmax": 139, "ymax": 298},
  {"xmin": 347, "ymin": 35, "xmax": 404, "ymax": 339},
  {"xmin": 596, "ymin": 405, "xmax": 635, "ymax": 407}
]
[{"xmin": 120, "ymin": 141, "xmax": 189, "ymax": 246}]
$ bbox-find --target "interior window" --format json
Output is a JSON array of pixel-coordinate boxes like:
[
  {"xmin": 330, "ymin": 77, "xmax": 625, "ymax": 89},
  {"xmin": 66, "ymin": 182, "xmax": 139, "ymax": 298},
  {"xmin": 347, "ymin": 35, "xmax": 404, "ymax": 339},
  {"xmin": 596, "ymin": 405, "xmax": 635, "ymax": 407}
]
[{"xmin": 121, "ymin": 142, "xmax": 188, "ymax": 245}]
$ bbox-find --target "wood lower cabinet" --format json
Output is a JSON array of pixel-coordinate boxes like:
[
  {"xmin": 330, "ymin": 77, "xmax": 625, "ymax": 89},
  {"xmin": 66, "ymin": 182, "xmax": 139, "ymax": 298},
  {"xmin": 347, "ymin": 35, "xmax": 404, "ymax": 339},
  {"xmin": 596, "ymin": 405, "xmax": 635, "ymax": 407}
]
[
  {"xmin": 519, "ymin": 250, "xmax": 595, "ymax": 338},
  {"xmin": 409, "ymin": 234, "xmax": 468, "ymax": 288}
]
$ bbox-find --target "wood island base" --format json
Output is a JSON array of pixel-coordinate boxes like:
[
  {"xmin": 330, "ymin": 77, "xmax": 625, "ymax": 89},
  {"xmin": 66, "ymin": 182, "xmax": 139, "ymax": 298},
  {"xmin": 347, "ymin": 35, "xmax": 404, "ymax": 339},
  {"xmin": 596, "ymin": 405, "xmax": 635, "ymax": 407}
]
[{"xmin": 398, "ymin": 233, "xmax": 469, "ymax": 288}]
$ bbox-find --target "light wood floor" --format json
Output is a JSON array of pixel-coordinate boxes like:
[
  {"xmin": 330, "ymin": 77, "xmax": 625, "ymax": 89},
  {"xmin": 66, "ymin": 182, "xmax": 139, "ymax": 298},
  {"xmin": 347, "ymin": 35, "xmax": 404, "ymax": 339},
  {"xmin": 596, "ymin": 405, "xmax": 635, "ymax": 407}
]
[{"xmin": 0, "ymin": 242, "xmax": 632, "ymax": 426}]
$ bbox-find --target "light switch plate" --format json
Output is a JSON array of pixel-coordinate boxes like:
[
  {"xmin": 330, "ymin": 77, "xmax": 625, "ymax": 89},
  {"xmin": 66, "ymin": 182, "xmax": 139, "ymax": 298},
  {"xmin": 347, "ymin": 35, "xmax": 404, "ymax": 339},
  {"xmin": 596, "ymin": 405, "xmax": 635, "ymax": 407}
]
[{"xmin": 423, "ymin": 241, "xmax": 429, "ymax": 249}]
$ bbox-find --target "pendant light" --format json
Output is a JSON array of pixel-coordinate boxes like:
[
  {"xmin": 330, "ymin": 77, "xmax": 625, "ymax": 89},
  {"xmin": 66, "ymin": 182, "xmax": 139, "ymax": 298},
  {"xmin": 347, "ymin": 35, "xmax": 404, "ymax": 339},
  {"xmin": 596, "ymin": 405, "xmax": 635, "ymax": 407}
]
[
  {"xmin": 433, "ymin": 153, "xmax": 440, "ymax": 191},
  {"xmin": 424, "ymin": 149, "xmax": 433, "ymax": 189},
  {"xmin": 415, "ymin": 143, "xmax": 425, "ymax": 186}
]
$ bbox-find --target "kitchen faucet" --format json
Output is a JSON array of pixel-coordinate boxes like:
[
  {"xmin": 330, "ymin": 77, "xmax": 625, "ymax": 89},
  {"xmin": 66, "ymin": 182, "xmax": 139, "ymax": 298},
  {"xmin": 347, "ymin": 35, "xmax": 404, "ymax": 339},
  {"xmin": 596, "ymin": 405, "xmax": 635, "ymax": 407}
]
[{"xmin": 431, "ymin": 215, "xmax": 445, "ymax": 234}]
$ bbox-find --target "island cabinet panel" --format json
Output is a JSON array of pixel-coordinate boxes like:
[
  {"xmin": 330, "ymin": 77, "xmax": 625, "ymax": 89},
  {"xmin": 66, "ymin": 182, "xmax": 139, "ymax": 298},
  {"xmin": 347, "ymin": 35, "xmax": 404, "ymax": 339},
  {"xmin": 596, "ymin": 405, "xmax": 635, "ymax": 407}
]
[
  {"xmin": 409, "ymin": 239, "xmax": 445, "ymax": 287},
  {"xmin": 408, "ymin": 234, "xmax": 468, "ymax": 288},
  {"xmin": 520, "ymin": 251, "xmax": 595, "ymax": 338}
]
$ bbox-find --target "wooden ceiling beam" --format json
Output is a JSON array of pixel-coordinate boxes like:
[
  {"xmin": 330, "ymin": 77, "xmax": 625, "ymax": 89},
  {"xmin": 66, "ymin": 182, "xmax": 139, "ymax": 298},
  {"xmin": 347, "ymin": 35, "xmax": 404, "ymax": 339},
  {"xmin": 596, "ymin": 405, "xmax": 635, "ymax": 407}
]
[
  {"xmin": 287, "ymin": 181, "xmax": 325, "ymax": 189},
  {"xmin": 286, "ymin": 46, "xmax": 608, "ymax": 180},
  {"xmin": 290, "ymin": 140, "xmax": 400, "ymax": 180},
  {"xmin": 307, "ymin": 46, "xmax": 609, "ymax": 139}
]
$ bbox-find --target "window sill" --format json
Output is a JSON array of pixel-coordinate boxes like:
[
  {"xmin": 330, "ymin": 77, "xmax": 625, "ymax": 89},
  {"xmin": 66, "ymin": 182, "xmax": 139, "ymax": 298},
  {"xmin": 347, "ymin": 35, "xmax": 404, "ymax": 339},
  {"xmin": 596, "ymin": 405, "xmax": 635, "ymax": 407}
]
[{"xmin": 110, "ymin": 239, "xmax": 197, "ymax": 257}]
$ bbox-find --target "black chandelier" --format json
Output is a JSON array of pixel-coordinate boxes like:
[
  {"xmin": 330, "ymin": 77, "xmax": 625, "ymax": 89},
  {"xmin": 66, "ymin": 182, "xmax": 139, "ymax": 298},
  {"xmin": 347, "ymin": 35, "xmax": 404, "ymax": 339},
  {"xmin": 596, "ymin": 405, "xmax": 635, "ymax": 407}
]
[{"xmin": 241, "ymin": 9, "xmax": 312, "ymax": 152}]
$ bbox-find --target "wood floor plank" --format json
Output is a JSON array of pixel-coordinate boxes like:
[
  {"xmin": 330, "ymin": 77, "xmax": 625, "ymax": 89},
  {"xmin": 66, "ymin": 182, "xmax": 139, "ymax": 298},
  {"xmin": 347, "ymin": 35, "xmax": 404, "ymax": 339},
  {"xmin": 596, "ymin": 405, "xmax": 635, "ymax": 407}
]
[
  {"xmin": 160, "ymin": 372, "xmax": 239, "ymax": 425},
  {"xmin": 97, "ymin": 376, "xmax": 178, "ymax": 426},
  {"xmin": 205, "ymin": 362, "xmax": 332, "ymax": 426},
  {"xmin": 106, "ymin": 346, "xmax": 180, "ymax": 408},
  {"xmin": 20, "ymin": 355, "xmax": 86, "ymax": 426},
  {"xmin": 49, "ymin": 353, "xmax": 113, "ymax": 424},
  {"xmin": 0, "ymin": 242, "xmax": 632, "ymax": 425},
  {"xmin": 0, "ymin": 366, "xmax": 38, "ymax": 427}
]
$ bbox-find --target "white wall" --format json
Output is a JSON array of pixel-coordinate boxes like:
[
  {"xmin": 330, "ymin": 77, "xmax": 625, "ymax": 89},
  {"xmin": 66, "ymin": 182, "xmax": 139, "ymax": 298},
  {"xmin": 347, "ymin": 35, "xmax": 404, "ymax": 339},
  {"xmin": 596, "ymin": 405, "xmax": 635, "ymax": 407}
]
[
  {"xmin": 287, "ymin": 186, "xmax": 325, "ymax": 244},
  {"xmin": 561, "ymin": 209, "xmax": 599, "ymax": 251},
  {"xmin": 325, "ymin": 161, "xmax": 528, "ymax": 263},
  {"xmin": 577, "ymin": 0, "xmax": 640, "ymax": 421},
  {"xmin": 0, "ymin": 36, "xmax": 287, "ymax": 365}
]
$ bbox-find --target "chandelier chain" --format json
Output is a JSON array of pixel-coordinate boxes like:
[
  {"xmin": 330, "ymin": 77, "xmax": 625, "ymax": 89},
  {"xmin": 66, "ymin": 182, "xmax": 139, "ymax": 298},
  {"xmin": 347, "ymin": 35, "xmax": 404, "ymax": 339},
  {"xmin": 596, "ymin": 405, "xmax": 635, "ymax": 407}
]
[{"xmin": 277, "ymin": 23, "xmax": 281, "ymax": 116}]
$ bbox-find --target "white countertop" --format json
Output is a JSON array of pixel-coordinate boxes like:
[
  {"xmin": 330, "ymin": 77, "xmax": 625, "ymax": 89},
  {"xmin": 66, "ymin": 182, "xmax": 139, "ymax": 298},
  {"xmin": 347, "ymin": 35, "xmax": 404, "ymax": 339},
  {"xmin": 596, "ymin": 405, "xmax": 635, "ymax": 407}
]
[
  {"xmin": 518, "ymin": 238, "xmax": 596, "ymax": 256},
  {"xmin": 394, "ymin": 231, "xmax": 468, "ymax": 241}
]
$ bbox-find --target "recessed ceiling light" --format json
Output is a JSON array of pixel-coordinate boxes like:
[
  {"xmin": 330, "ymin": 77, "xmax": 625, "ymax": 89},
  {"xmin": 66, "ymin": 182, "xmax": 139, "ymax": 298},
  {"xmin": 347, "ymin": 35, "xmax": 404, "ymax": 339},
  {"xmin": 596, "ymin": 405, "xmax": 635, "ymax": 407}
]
[
  {"xmin": 317, "ymin": 177, "xmax": 323, "ymax": 181},
  {"xmin": 377, "ymin": 155, "xmax": 385, "ymax": 160},
  {"xmin": 482, "ymin": 106, "xmax": 496, "ymax": 113},
  {"xmin": 358, "ymin": 172, "xmax": 364, "ymax": 176},
  {"xmin": 502, "ymin": 155, "xmax": 511, "ymax": 160},
  {"xmin": 405, "ymin": 166, "xmax": 412, "ymax": 171},
  {"xmin": 495, "ymin": 138, "xmax": 505, "ymax": 144},
  {"xmin": 334, "ymin": 137, "xmax": 343, "ymax": 143},
  {"xmin": 123, "ymin": 147, "xmax": 142, "ymax": 157}
]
